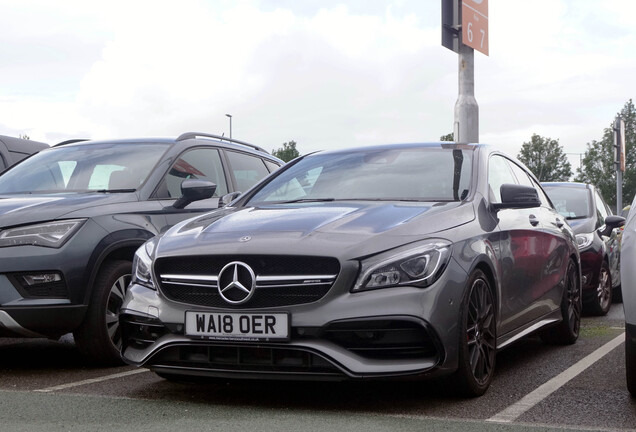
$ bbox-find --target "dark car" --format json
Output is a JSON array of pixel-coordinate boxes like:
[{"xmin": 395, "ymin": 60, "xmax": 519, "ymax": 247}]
[
  {"xmin": 120, "ymin": 142, "xmax": 581, "ymax": 396},
  {"xmin": 0, "ymin": 135, "xmax": 48, "ymax": 170},
  {"xmin": 542, "ymin": 182, "xmax": 625, "ymax": 315},
  {"xmin": 0, "ymin": 132, "xmax": 282, "ymax": 364},
  {"xmin": 619, "ymin": 195, "xmax": 636, "ymax": 397}
]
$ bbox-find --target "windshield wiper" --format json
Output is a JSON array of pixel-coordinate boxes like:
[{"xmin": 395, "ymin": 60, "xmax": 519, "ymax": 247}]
[
  {"xmin": 94, "ymin": 189, "xmax": 137, "ymax": 193},
  {"xmin": 277, "ymin": 198, "xmax": 335, "ymax": 204}
]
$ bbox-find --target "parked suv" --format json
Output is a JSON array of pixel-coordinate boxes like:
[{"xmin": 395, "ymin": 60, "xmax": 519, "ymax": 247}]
[
  {"xmin": 0, "ymin": 134, "xmax": 48, "ymax": 170},
  {"xmin": 0, "ymin": 132, "xmax": 282, "ymax": 364},
  {"xmin": 542, "ymin": 182, "xmax": 625, "ymax": 315}
]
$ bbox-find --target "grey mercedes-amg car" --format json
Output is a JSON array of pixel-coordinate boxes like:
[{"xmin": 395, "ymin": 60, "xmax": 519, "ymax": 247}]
[{"xmin": 120, "ymin": 142, "xmax": 581, "ymax": 396}]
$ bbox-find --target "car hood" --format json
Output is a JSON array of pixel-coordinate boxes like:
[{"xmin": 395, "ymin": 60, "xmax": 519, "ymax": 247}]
[
  {"xmin": 156, "ymin": 201, "xmax": 475, "ymax": 259},
  {"xmin": 0, "ymin": 193, "xmax": 138, "ymax": 227},
  {"xmin": 566, "ymin": 217, "xmax": 596, "ymax": 234}
]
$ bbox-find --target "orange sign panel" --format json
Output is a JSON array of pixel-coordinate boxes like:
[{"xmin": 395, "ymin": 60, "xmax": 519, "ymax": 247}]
[{"xmin": 462, "ymin": 0, "xmax": 489, "ymax": 55}]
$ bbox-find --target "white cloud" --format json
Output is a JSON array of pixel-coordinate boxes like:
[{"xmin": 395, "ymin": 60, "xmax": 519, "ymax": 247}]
[{"xmin": 0, "ymin": 0, "xmax": 634, "ymax": 160}]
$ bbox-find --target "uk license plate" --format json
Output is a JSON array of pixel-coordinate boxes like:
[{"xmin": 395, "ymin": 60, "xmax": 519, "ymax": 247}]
[{"xmin": 185, "ymin": 311, "xmax": 289, "ymax": 341}]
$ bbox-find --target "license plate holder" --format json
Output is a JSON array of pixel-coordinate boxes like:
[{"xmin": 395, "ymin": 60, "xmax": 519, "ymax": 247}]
[{"xmin": 184, "ymin": 311, "xmax": 289, "ymax": 342}]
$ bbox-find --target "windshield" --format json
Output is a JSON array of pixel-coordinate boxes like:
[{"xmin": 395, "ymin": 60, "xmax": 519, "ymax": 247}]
[
  {"xmin": 247, "ymin": 147, "xmax": 473, "ymax": 204},
  {"xmin": 543, "ymin": 186, "xmax": 591, "ymax": 219},
  {"xmin": 0, "ymin": 142, "xmax": 170, "ymax": 194}
]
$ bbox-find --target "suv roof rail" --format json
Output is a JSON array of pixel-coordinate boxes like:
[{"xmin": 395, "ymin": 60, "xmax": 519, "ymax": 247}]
[
  {"xmin": 176, "ymin": 132, "xmax": 268, "ymax": 154},
  {"xmin": 55, "ymin": 139, "xmax": 89, "ymax": 147}
]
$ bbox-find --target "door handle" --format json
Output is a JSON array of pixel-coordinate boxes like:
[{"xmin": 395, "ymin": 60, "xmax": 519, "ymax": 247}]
[
  {"xmin": 555, "ymin": 218, "xmax": 564, "ymax": 228},
  {"xmin": 529, "ymin": 214, "xmax": 539, "ymax": 226}
]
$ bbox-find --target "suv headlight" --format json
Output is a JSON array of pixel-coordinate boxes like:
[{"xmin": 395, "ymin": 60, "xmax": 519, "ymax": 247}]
[
  {"xmin": 575, "ymin": 232, "xmax": 594, "ymax": 250},
  {"xmin": 132, "ymin": 237, "xmax": 157, "ymax": 289},
  {"xmin": 353, "ymin": 240, "xmax": 452, "ymax": 292},
  {"xmin": 0, "ymin": 219, "xmax": 85, "ymax": 248}
]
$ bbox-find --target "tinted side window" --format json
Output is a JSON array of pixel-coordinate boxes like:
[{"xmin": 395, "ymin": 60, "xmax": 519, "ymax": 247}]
[
  {"xmin": 264, "ymin": 160, "xmax": 281, "ymax": 173},
  {"xmin": 226, "ymin": 151, "xmax": 270, "ymax": 192},
  {"xmin": 594, "ymin": 190, "xmax": 610, "ymax": 223},
  {"xmin": 488, "ymin": 155, "xmax": 517, "ymax": 203},
  {"xmin": 156, "ymin": 148, "xmax": 228, "ymax": 199}
]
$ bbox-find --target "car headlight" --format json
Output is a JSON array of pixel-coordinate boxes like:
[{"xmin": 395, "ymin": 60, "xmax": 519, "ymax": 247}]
[
  {"xmin": 132, "ymin": 237, "xmax": 157, "ymax": 289},
  {"xmin": 575, "ymin": 232, "xmax": 594, "ymax": 250},
  {"xmin": 0, "ymin": 219, "xmax": 86, "ymax": 248},
  {"xmin": 353, "ymin": 240, "xmax": 452, "ymax": 292}
]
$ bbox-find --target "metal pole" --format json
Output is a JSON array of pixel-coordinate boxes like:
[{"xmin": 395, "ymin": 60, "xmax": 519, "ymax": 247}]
[
  {"xmin": 615, "ymin": 116, "xmax": 623, "ymax": 213},
  {"xmin": 454, "ymin": 43, "xmax": 479, "ymax": 143},
  {"xmin": 226, "ymin": 114, "xmax": 233, "ymax": 139}
]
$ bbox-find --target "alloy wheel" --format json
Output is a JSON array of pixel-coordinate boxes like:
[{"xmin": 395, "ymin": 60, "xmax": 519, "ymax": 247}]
[
  {"xmin": 106, "ymin": 272, "xmax": 131, "ymax": 350},
  {"xmin": 466, "ymin": 278, "xmax": 496, "ymax": 386},
  {"xmin": 597, "ymin": 267, "xmax": 611, "ymax": 312},
  {"xmin": 566, "ymin": 262, "xmax": 581, "ymax": 337}
]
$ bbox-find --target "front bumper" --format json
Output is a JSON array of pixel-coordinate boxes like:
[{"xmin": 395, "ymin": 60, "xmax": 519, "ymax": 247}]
[
  {"xmin": 0, "ymin": 219, "xmax": 107, "ymax": 337},
  {"xmin": 120, "ymin": 258, "xmax": 469, "ymax": 380}
]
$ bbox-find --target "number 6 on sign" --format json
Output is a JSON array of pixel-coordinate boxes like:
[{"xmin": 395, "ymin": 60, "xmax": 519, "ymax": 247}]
[{"xmin": 462, "ymin": 0, "xmax": 489, "ymax": 55}]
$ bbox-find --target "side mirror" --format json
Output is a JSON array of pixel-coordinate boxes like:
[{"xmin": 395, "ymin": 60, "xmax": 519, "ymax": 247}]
[
  {"xmin": 219, "ymin": 191, "xmax": 241, "ymax": 208},
  {"xmin": 172, "ymin": 179, "xmax": 217, "ymax": 209},
  {"xmin": 598, "ymin": 215, "xmax": 626, "ymax": 237},
  {"xmin": 492, "ymin": 184, "xmax": 541, "ymax": 211}
]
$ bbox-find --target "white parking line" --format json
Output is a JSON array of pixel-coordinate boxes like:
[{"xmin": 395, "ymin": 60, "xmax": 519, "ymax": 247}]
[
  {"xmin": 487, "ymin": 332, "xmax": 625, "ymax": 424},
  {"xmin": 34, "ymin": 368, "xmax": 149, "ymax": 393}
]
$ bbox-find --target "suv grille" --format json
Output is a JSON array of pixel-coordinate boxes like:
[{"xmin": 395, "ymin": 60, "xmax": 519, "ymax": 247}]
[{"xmin": 155, "ymin": 255, "xmax": 340, "ymax": 308}]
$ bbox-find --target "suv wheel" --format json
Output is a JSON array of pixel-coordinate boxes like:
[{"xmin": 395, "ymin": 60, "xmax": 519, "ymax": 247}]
[{"xmin": 74, "ymin": 260, "xmax": 132, "ymax": 365}]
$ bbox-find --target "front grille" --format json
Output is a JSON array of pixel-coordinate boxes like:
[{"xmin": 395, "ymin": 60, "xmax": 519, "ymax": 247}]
[
  {"xmin": 150, "ymin": 344, "xmax": 342, "ymax": 376},
  {"xmin": 155, "ymin": 255, "xmax": 340, "ymax": 308}
]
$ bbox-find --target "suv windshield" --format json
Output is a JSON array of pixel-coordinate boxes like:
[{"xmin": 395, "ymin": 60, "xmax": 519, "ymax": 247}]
[
  {"xmin": 543, "ymin": 186, "xmax": 591, "ymax": 219},
  {"xmin": 0, "ymin": 142, "xmax": 170, "ymax": 194},
  {"xmin": 247, "ymin": 147, "xmax": 472, "ymax": 204}
]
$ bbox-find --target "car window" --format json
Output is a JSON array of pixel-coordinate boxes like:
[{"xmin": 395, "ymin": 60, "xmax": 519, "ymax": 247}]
[
  {"xmin": 508, "ymin": 161, "xmax": 533, "ymax": 188},
  {"xmin": 594, "ymin": 190, "xmax": 610, "ymax": 223},
  {"xmin": 248, "ymin": 147, "xmax": 473, "ymax": 203},
  {"xmin": 542, "ymin": 186, "xmax": 591, "ymax": 219},
  {"xmin": 488, "ymin": 155, "xmax": 517, "ymax": 203},
  {"xmin": 226, "ymin": 151, "xmax": 271, "ymax": 192},
  {"xmin": 264, "ymin": 160, "xmax": 281, "ymax": 173},
  {"xmin": 156, "ymin": 148, "xmax": 228, "ymax": 199},
  {"xmin": 0, "ymin": 143, "xmax": 169, "ymax": 194}
]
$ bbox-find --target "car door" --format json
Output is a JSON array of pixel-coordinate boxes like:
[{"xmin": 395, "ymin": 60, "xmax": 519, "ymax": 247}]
[
  {"xmin": 509, "ymin": 163, "xmax": 570, "ymax": 314},
  {"xmin": 489, "ymin": 155, "xmax": 547, "ymax": 336}
]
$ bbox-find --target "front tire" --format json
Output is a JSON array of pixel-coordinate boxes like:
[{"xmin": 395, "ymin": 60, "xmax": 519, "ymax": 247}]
[
  {"xmin": 74, "ymin": 260, "xmax": 132, "ymax": 365},
  {"xmin": 540, "ymin": 259, "xmax": 581, "ymax": 345},
  {"xmin": 452, "ymin": 269, "xmax": 496, "ymax": 397},
  {"xmin": 627, "ymin": 331, "xmax": 636, "ymax": 398},
  {"xmin": 585, "ymin": 261, "xmax": 612, "ymax": 316}
]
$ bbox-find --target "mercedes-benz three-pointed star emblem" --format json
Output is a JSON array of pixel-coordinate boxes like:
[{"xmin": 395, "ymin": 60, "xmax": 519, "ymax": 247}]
[{"xmin": 217, "ymin": 261, "xmax": 256, "ymax": 305}]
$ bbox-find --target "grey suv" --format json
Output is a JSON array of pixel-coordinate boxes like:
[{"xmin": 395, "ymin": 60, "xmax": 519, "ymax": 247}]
[{"xmin": 0, "ymin": 132, "xmax": 282, "ymax": 364}]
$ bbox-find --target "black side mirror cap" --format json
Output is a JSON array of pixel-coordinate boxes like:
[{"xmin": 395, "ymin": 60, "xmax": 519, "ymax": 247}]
[
  {"xmin": 492, "ymin": 184, "xmax": 541, "ymax": 211},
  {"xmin": 598, "ymin": 215, "xmax": 626, "ymax": 237},
  {"xmin": 173, "ymin": 179, "xmax": 217, "ymax": 209}
]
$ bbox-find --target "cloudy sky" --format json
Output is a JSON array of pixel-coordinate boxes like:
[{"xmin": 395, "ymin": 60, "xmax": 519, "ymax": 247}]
[{"xmin": 1, "ymin": 0, "xmax": 634, "ymax": 170}]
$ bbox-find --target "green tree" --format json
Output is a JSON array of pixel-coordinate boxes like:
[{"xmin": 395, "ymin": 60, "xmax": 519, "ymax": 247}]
[
  {"xmin": 18, "ymin": 134, "xmax": 30, "ymax": 140},
  {"xmin": 576, "ymin": 99, "xmax": 636, "ymax": 211},
  {"xmin": 517, "ymin": 134, "xmax": 572, "ymax": 181},
  {"xmin": 440, "ymin": 133, "xmax": 454, "ymax": 141},
  {"xmin": 272, "ymin": 141, "xmax": 300, "ymax": 162}
]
